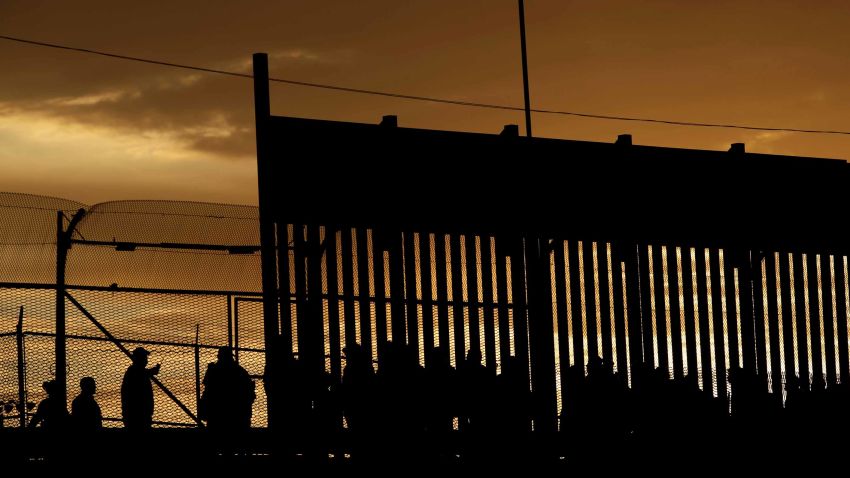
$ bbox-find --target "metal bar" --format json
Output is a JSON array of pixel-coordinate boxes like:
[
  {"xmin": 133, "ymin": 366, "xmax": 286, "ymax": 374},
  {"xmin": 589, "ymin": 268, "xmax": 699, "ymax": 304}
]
[
  {"xmin": 723, "ymin": 250, "xmax": 739, "ymax": 376},
  {"xmin": 55, "ymin": 208, "xmax": 85, "ymax": 409},
  {"xmin": 293, "ymin": 224, "xmax": 308, "ymax": 359},
  {"xmin": 26, "ymin": 329, "xmax": 260, "ymax": 352},
  {"xmin": 639, "ymin": 244, "xmax": 654, "ymax": 369},
  {"xmin": 682, "ymin": 247, "xmax": 698, "ymax": 381},
  {"xmin": 583, "ymin": 240, "xmax": 598, "ymax": 365},
  {"xmin": 480, "ymin": 236, "xmax": 497, "ymax": 373},
  {"xmin": 553, "ymin": 240, "xmax": 569, "ymax": 407},
  {"xmin": 466, "ymin": 234, "xmax": 481, "ymax": 361},
  {"xmin": 598, "ymin": 242, "xmax": 612, "ymax": 370},
  {"xmin": 780, "ymin": 253, "xmax": 795, "ymax": 391},
  {"xmin": 372, "ymin": 233, "xmax": 388, "ymax": 367},
  {"xmin": 434, "ymin": 234, "xmax": 451, "ymax": 363},
  {"xmin": 277, "ymin": 222, "xmax": 292, "ymax": 354},
  {"xmin": 526, "ymin": 234, "xmax": 556, "ymax": 433},
  {"xmin": 766, "ymin": 251, "xmax": 781, "ymax": 393},
  {"xmin": 820, "ymin": 253, "xmax": 836, "ymax": 385},
  {"xmin": 495, "ymin": 236, "xmax": 511, "ymax": 366},
  {"xmin": 568, "ymin": 240, "xmax": 585, "ymax": 370},
  {"xmin": 612, "ymin": 253, "xmax": 628, "ymax": 380},
  {"xmin": 65, "ymin": 291, "xmax": 202, "ymax": 425},
  {"xmin": 16, "ymin": 306, "xmax": 26, "ymax": 428},
  {"xmin": 450, "ymin": 234, "xmax": 466, "ymax": 366},
  {"xmin": 0, "ymin": 282, "xmax": 264, "ymax": 297},
  {"xmin": 652, "ymin": 244, "xmax": 668, "ymax": 376},
  {"xmin": 793, "ymin": 253, "xmax": 810, "ymax": 389},
  {"xmin": 752, "ymin": 252, "xmax": 766, "ymax": 379},
  {"xmin": 510, "ymin": 237, "xmax": 530, "ymax": 383},
  {"xmin": 388, "ymin": 230, "xmax": 406, "ymax": 348},
  {"xmin": 696, "ymin": 247, "xmax": 712, "ymax": 393},
  {"xmin": 419, "ymin": 233, "xmax": 435, "ymax": 367},
  {"xmin": 194, "ymin": 325, "xmax": 201, "ymax": 417},
  {"xmin": 56, "ymin": 210, "xmax": 67, "ymax": 408},
  {"xmin": 341, "ymin": 227, "xmax": 356, "ymax": 349},
  {"xmin": 305, "ymin": 225, "xmax": 325, "ymax": 374},
  {"xmin": 325, "ymin": 228, "xmax": 341, "ymax": 383},
  {"xmin": 669, "ymin": 246, "xmax": 684, "ymax": 380},
  {"xmin": 517, "ymin": 0, "xmax": 532, "ymax": 138},
  {"xmin": 807, "ymin": 252, "xmax": 823, "ymax": 385},
  {"xmin": 404, "ymin": 231, "xmax": 419, "ymax": 354},
  {"xmin": 356, "ymin": 227, "xmax": 374, "ymax": 360},
  {"xmin": 737, "ymin": 249, "xmax": 757, "ymax": 374},
  {"xmin": 709, "ymin": 248, "xmax": 727, "ymax": 399},
  {"xmin": 624, "ymin": 242, "xmax": 644, "ymax": 386},
  {"xmin": 234, "ymin": 295, "xmax": 240, "ymax": 364},
  {"xmin": 253, "ymin": 52, "xmax": 279, "ymax": 430},
  {"xmin": 226, "ymin": 294, "xmax": 233, "ymax": 350},
  {"xmin": 836, "ymin": 255, "xmax": 849, "ymax": 383}
]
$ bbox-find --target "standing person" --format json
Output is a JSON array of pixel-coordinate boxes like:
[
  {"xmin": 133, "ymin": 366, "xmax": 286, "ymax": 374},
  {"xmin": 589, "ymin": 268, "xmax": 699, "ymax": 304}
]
[
  {"xmin": 199, "ymin": 346, "xmax": 255, "ymax": 432},
  {"xmin": 72, "ymin": 376, "xmax": 102, "ymax": 430},
  {"xmin": 121, "ymin": 347, "xmax": 160, "ymax": 431}
]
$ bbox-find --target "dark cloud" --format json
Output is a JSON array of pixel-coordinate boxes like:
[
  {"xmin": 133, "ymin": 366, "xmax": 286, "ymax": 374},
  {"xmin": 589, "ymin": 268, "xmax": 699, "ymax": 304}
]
[{"xmin": 1, "ymin": 0, "xmax": 849, "ymax": 203}]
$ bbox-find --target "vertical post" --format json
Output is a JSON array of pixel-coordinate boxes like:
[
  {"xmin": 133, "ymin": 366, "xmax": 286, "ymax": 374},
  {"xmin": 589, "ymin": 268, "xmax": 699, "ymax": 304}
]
[
  {"xmin": 669, "ymin": 246, "xmax": 684, "ymax": 380},
  {"xmin": 526, "ymin": 235, "xmax": 557, "ymax": 433},
  {"xmin": 450, "ymin": 234, "xmax": 466, "ymax": 367},
  {"xmin": 793, "ymin": 253, "xmax": 810, "ymax": 389},
  {"xmin": 55, "ymin": 211, "xmax": 68, "ymax": 409},
  {"xmin": 226, "ymin": 294, "xmax": 233, "ymax": 350},
  {"xmin": 325, "ymin": 228, "xmax": 342, "ymax": 383},
  {"xmin": 710, "ymin": 248, "xmax": 727, "ymax": 399},
  {"xmin": 652, "ymin": 244, "xmax": 668, "ymax": 376},
  {"xmin": 253, "ymin": 52, "xmax": 280, "ymax": 429},
  {"xmin": 517, "ymin": 0, "xmax": 532, "ymax": 138},
  {"xmin": 234, "ymin": 299, "xmax": 241, "ymax": 363},
  {"xmin": 194, "ymin": 324, "xmax": 201, "ymax": 417},
  {"xmin": 16, "ymin": 306, "xmax": 26, "ymax": 428},
  {"xmin": 419, "ymin": 233, "xmax": 435, "ymax": 367},
  {"xmin": 568, "ymin": 240, "xmax": 585, "ymax": 370},
  {"xmin": 820, "ymin": 253, "xmax": 836, "ymax": 385},
  {"xmin": 738, "ymin": 249, "xmax": 757, "ymax": 375},
  {"xmin": 54, "ymin": 207, "xmax": 84, "ymax": 410},
  {"xmin": 583, "ymin": 241, "xmax": 599, "ymax": 364},
  {"xmin": 404, "ymin": 231, "xmax": 420, "ymax": 355},
  {"xmin": 696, "ymin": 247, "xmax": 712, "ymax": 393},
  {"xmin": 835, "ymin": 255, "xmax": 848, "ymax": 383},
  {"xmin": 682, "ymin": 247, "xmax": 698, "ymax": 381},
  {"xmin": 481, "ymin": 236, "xmax": 497, "ymax": 373},
  {"xmin": 277, "ymin": 223, "xmax": 292, "ymax": 354}
]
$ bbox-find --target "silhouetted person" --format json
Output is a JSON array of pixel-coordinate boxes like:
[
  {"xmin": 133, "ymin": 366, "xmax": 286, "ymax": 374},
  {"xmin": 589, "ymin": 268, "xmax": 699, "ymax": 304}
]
[
  {"xmin": 72, "ymin": 376, "xmax": 102, "ymax": 431},
  {"xmin": 29, "ymin": 380, "xmax": 68, "ymax": 430},
  {"xmin": 121, "ymin": 347, "xmax": 160, "ymax": 431},
  {"xmin": 199, "ymin": 346, "xmax": 255, "ymax": 432}
]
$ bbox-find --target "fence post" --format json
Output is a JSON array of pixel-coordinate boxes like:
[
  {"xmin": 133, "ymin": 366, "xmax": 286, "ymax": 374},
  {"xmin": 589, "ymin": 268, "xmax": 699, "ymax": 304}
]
[
  {"xmin": 16, "ymin": 306, "xmax": 26, "ymax": 428},
  {"xmin": 194, "ymin": 324, "xmax": 201, "ymax": 418},
  {"xmin": 55, "ymin": 208, "xmax": 85, "ymax": 410}
]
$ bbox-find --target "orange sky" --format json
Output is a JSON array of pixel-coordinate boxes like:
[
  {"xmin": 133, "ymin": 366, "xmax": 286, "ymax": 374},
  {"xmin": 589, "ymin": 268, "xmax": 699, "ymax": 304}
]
[{"xmin": 1, "ymin": 0, "xmax": 849, "ymax": 205}]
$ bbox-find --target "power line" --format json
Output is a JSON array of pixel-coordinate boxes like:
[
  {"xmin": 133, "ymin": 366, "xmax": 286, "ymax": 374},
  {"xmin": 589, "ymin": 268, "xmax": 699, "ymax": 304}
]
[{"xmin": 2, "ymin": 33, "xmax": 850, "ymax": 136}]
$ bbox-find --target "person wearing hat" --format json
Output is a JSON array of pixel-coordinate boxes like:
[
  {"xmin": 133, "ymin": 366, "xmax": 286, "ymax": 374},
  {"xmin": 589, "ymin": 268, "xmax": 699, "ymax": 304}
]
[{"xmin": 121, "ymin": 347, "xmax": 160, "ymax": 431}]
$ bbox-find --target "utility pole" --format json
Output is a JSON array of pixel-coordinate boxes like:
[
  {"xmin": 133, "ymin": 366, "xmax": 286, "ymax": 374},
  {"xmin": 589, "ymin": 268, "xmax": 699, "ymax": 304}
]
[{"xmin": 518, "ymin": 0, "xmax": 533, "ymax": 138}]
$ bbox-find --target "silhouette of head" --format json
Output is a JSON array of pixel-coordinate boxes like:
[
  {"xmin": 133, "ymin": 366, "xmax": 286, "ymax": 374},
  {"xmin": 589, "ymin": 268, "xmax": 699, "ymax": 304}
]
[
  {"xmin": 80, "ymin": 376, "xmax": 96, "ymax": 395},
  {"xmin": 217, "ymin": 346, "xmax": 234, "ymax": 363},
  {"xmin": 42, "ymin": 380, "xmax": 57, "ymax": 396},
  {"xmin": 131, "ymin": 346, "xmax": 150, "ymax": 366}
]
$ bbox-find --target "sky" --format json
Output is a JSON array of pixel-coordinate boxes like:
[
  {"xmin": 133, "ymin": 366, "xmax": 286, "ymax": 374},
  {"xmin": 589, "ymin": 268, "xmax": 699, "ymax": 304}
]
[{"xmin": 1, "ymin": 0, "xmax": 849, "ymax": 206}]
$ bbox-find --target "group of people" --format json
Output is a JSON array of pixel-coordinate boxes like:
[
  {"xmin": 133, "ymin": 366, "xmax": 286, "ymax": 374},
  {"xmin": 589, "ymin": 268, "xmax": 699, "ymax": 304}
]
[{"xmin": 28, "ymin": 345, "xmax": 255, "ymax": 432}]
